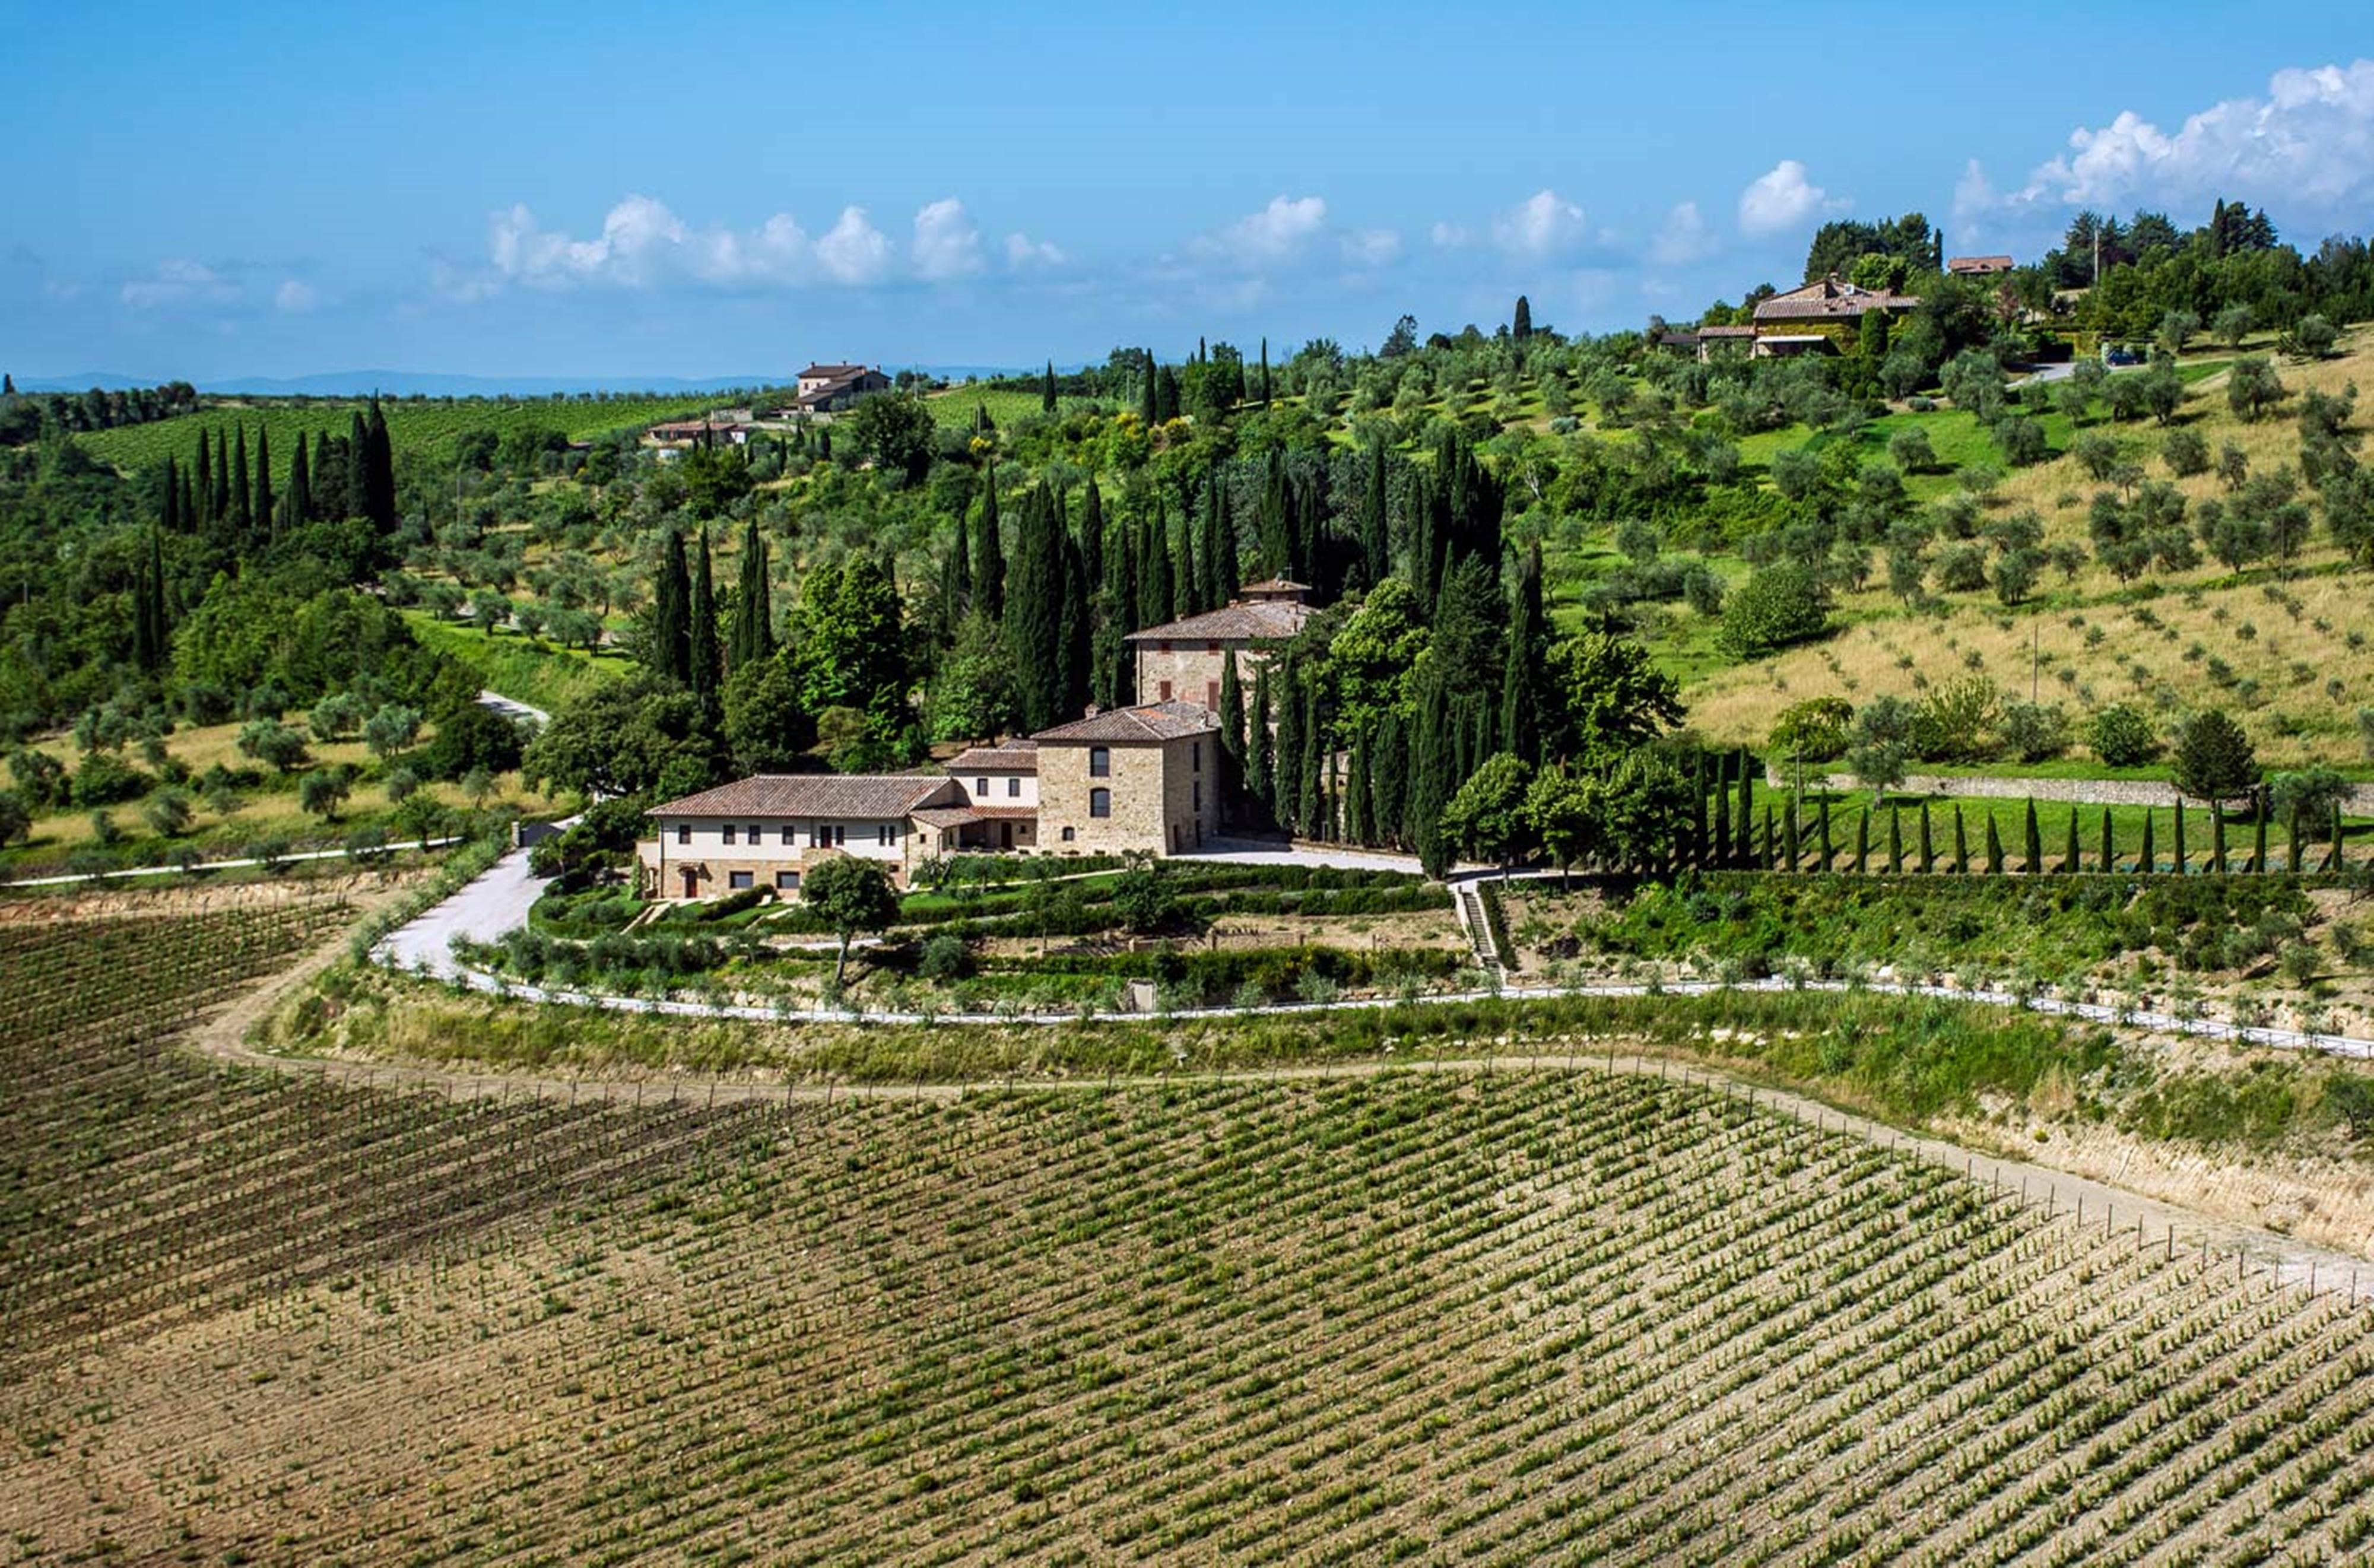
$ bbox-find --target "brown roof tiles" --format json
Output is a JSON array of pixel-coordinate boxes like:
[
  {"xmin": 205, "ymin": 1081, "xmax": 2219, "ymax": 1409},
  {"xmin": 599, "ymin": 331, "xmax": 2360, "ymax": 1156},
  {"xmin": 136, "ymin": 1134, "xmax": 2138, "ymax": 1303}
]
[
  {"xmin": 648, "ymin": 774, "xmax": 962, "ymax": 819},
  {"xmin": 1030, "ymin": 701, "xmax": 1218, "ymax": 745}
]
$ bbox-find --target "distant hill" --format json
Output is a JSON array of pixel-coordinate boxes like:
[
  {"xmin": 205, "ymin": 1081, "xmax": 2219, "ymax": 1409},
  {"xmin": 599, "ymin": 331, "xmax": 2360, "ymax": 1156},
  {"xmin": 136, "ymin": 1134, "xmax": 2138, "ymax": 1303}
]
[{"xmin": 12, "ymin": 366, "xmax": 1030, "ymax": 398}]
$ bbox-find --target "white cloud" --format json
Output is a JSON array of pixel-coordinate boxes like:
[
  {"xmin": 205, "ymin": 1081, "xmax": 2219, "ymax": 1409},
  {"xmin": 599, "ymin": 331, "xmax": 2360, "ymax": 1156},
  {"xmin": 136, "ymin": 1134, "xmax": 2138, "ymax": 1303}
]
[
  {"xmin": 1492, "ymin": 188, "xmax": 1588, "ymax": 259},
  {"xmin": 274, "ymin": 279, "xmax": 320, "ymax": 313},
  {"xmin": 910, "ymin": 198, "xmax": 983, "ymax": 280},
  {"xmin": 1208, "ymin": 194, "xmax": 1328, "ymax": 265},
  {"xmin": 1341, "ymin": 227, "xmax": 1401, "ymax": 266},
  {"xmin": 1429, "ymin": 221, "xmax": 1471, "ymax": 249},
  {"xmin": 121, "ymin": 259, "xmax": 240, "ymax": 309},
  {"xmin": 2013, "ymin": 59, "xmax": 2374, "ymax": 213},
  {"xmin": 1004, "ymin": 231, "xmax": 1065, "ymax": 269},
  {"xmin": 1737, "ymin": 160, "xmax": 1840, "ymax": 236},
  {"xmin": 1951, "ymin": 158, "xmax": 2000, "ymax": 235},
  {"xmin": 488, "ymin": 194, "xmax": 893, "ymax": 289},
  {"xmin": 1649, "ymin": 201, "xmax": 1715, "ymax": 266}
]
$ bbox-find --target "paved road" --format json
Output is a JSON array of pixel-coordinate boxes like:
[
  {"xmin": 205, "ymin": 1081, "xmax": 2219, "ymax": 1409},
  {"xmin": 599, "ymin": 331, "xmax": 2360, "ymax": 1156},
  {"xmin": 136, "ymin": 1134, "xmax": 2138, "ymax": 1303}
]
[
  {"xmin": 376, "ymin": 841, "xmax": 551, "ymax": 977},
  {"xmin": 477, "ymin": 689, "xmax": 549, "ymax": 727}
]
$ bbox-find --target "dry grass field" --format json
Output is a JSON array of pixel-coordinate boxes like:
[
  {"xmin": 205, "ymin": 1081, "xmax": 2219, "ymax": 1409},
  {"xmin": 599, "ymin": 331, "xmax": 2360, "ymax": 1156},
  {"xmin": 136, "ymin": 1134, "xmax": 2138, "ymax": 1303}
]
[
  {"xmin": 1684, "ymin": 331, "xmax": 2374, "ymax": 766},
  {"xmin": 10, "ymin": 899, "xmax": 2374, "ymax": 1564}
]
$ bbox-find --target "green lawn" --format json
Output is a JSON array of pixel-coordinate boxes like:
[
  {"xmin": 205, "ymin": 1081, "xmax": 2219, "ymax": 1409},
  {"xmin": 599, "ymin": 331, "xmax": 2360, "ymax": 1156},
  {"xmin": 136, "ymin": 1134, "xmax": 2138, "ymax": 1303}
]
[{"xmin": 922, "ymin": 386, "xmax": 1100, "ymax": 431}]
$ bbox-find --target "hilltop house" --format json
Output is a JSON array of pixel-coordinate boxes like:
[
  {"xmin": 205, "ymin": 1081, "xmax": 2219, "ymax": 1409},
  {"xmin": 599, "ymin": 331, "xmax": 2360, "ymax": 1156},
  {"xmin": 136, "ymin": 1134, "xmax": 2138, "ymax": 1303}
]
[
  {"xmin": 1946, "ymin": 255, "xmax": 2015, "ymax": 277},
  {"xmin": 639, "ymin": 701, "xmax": 1221, "ymax": 897},
  {"xmin": 1750, "ymin": 275, "xmax": 1922, "ymax": 357},
  {"xmin": 1123, "ymin": 579, "xmax": 1312, "ymax": 713},
  {"xmin": 788, "ymin": 364, "xmax": 892, "ymax": 414}
]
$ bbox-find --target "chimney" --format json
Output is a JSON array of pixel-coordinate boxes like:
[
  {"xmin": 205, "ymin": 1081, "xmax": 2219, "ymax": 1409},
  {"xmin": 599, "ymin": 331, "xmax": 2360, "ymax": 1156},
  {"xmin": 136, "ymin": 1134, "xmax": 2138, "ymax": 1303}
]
[{"xmin": 1083, "ymin": 703, "xmax": 1101, "ymax": 718}]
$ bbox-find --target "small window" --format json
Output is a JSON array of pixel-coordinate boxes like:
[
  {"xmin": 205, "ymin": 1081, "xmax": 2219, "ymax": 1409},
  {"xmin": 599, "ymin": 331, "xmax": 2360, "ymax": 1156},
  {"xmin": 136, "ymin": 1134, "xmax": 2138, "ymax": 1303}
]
[
  {"xmin": 1206, "ymin": 641, "xmax": 1220, "ymax": 655},
  {"xmin": 1193, "ymin": 780, "xmax": 1202, "ymax": 811},
  {"xmin": 877, "ymin": 824, "xmax": 894, "ymax": 846},
  {"xmin": 722, "ymin": 824, "xmax": 737, "ymax": 845},
  {"xmin": 780, "ymin": 826, "xmax": 794, "ymax": 846},
  {"xmin": 810, "ymin": 825, "xmax": 830, "ymax": 848},
  {"xmin": 977, "ymin": 777, "xmax": 991, "ymax": 796},
  {"xmin": 1090, "ymin": 788, "xmax": 1111, "ymax": 818},
  {"xmin": 1061, "ymin": 826, "xmax": 1075, "ymax": 842},
  {"xmin": 836, "ymin": 824, "xmax": 847, "ymax": 847},
  {"xmin": 676, "ymin": 824, "xmax": 690, "ymax": 845},
  {"xmin": 775, "ymin": 870, "xmax": 801, "ymax": 891},
  {"xmin": 1192, "ymin": 741, "xmax": 1201, "ymax": 774},
  {"xmin": 728, "ymin": 871, "xmax": 754, "ymax": 890},
  {"xmin": 1006, "ymin": 777, "xmax": 1020, "ymax": 798},
  {"xmin": 747, "ymin": 824, "xmax": 761, "ymax": 844},
  {"xmin": 1089, "ymin": 746, "xmax": 1110, "ymax": 777},
  {"xmin": 1158, "ymin": 680, "xmax": 1172, "ymax": 702}
]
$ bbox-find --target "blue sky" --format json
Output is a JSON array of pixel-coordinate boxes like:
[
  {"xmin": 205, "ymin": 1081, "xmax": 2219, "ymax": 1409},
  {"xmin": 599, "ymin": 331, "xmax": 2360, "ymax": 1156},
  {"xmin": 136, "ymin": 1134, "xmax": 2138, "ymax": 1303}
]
[{"xmin": 6, "ymin": 2, "xmax": 2373, "ymax": 383}]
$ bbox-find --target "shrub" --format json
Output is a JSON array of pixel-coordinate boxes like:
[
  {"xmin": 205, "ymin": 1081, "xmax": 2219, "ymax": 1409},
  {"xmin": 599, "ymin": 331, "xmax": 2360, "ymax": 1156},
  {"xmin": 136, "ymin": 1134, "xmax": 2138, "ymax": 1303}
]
[
  {"xmin": 0, "ymin": 789, "xmax": 29, "ymax": 847},
  {"xmin": 2170, "ymin": 710, "xmax": 2260, "ymax": 810},
  {"xmin": 1768, "ymin": 697, "xmax": 1854, "ymax": 765},
  {"xmin": 918, "ymin": 931, "xmax": 973, "ymax": 982},
  {"xmin": 2162, "ymin": 427, "xmax": 2210, "ymax": 477},
  {"xmin": 2087, "ymin": 704, "xmax": 2162, "ymax": 767},
  {"xmin": 1998, "ymin": 702, "xmax": 2071, "ymax": 763},
  {"xmin": 71, "ymin": 750, "xmax": 151, "ymax": 808},
  {"xmin": 1716, "ymin": 562, "xmax": 1830, "ymax": 658},
  {"xmin": 1994, "ymin": 416, "xmax": 2048, "ymax": 466},
  {"xmin": 2268, "ymin": 767, "xmax": 2351, "ymax": 829}
]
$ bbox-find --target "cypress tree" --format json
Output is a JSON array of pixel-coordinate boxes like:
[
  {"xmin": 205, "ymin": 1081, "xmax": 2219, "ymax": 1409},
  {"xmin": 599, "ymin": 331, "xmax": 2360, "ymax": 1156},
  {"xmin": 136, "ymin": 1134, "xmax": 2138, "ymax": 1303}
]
[
  {"xmin": 1248, "ymin": 662, "xmax": 1275, "ymax": 821},
  {"xmin": 212, "ymin": 427, "xmax": 232, "ymax": 526},
  {"xmin": 1005, "ymin": 484, "xmax": 1068, "ymax": 732},
  {"xmin": 229, "ymin": 426, "xmax": 252, "ymax": 543},
  {"xmin": 1784, "ymin": 802, "xmax": 1801, "ymax": 871},
  {"xmin": 1919, "ymin": 799, "xmax": 1934, "ymax": 872},
  {"xmin": 1346, "ymin": 728, "xmax": 1372, "ymax": 845},
  {"xmin": 2172, "ymin": 802, "xmax": 2187, "ymax": 875},
  {"xmin": 1737, "ymin": 760, "xmax": 1754, "ymax": 866},
  {"xmin": 1372, "ymin": 712, "xmax": 1407, "ymax": 849},
  {"xmin": 1140, "ymin": 349, "xmax": 1157, "ymax": 427},
  {"xmin": 1952, "ymin": 807, "xmax": 1968, "ymax": 874},
  {"xmin": 1202, "ymin": 473, "xmax": 1237, "ymax": 606},
  {"xmin": 1817, "ymin": 795, "xmax": 1833, "ymax": 869},
  {"xmin": 160, "ymin": 456, "xmax": 180, "ymax": 536},
  {"xmin": 193, "ymin": 433, "xmax": 212, "ymax": 533},
  {"xmin": 1156, "ymin": 364, "xmax": 1180, "ymax": 423},
  {"xmin": 654, "ymin": 530, "xmax": 692, "ymax": 685},
  {"xmin": 1259, "ymin": 337, "xmax": 1271, "ymax": 405},
  {"xmin": 1296, "ymin": 677, "xmax": 1322, "ymax": 836},
  {"xmin": 284, "ymin": 433, "xmax": 310, "ymax": 531},
  {"xmin": 180, "ymin": 456, "xmax": 197, "ymax": 541},
  {"xmin": 1142, "ymin": 501, "xmax": 1173, "ymax": 630},
  {"xmin": 2100, "ymin": 807, "xmax": 2114, "ymax": 873},
  {"xmin": 1512, "ymin": 294, "xmax": 1532, "ymax": 340},
  {"xmin": 1500, "ymin": 543, "xmax": 1544, "ymax": 764},
  {"xmin": 944, "ymin": 504, "xmax": 972, "ymax": 630},
  {"xmin": 1409, "ymin": 679, "xmax": 1451, "ymax": 877},
  {"xmin": 1219, "ymin": 652, "xmax": 1246, "ymax": 822},
  {"xmin": 2251, "ymin": 808, "xmax": 2267, "ymax": 875},
  {"xmin": 2140, "ymin": 811, "xmax": 2156, "ymax": 875},
  {"xmin": 972, "ymin": 468, "xmax": 1005, "ymax": 621},
  {"xmin": 2063, "ymin": 808, "xmax": 2080, "ymax": 873},
  {"xmin": 1887, "ymin": 804, "xmax": 1902, "ymax": 873},
  {"xmin": 1273, "ymin": 655, "xmax": 1304, "ymax": 835},
  {"xmin": 2022, "ymin": 799, "xmax": 2042, "ymax": 872},
  {"xmin": 2331, "ymin": 803, "xmax": 2347, "ymax": 873},
  {"xmin": 1078, "ymin": 481, "xmax": 1105, "ymax": 596},
  {"xmin": 1042, "ymin": 360, "xmax": 1057, "ymax": 415},
  {"xmin": 1986, "ymin": 815, "xmax": 2004, "ymax": 875},
  {"xmin": 732, "ymin": 518, "xmax": 773, "ymax": 670},
  {"xmin": 1712, "ymin": 751, "xmax": 1732, "ymax": 867},
  {"xmin": 1760, "ymin": 807, "xmax": 1775, "ymax": 870},
  {"xmin": 345, "ymin": 411, "xmax": 370, "ymax": 522},
  {"xmin": 1360, "ymin": 440, "xmax": 1389, "ymax": 587},
  {"xmin": 690, "ymin": 529, "xmax": 721, "ymax": 716},
  {"xmin": 1059, "ymin": 524, "xmax": 1091, "ymax": 721},
  {"xmin": 1170, "ymin": 503, "xmax": 1195, "ymax": 620},
  {"xmin": 253, "ymin": 426, "xmax": 272, "ymax": 540},
  {"xmin": 2211, "ymin": 808, "xmax": 2228, "ymax": 874},
  {"xmin": 1256, "ymin": 449, "xmax": 1290, "ymax": 580},
  {"xmin": 2287, "ymin": 801, "xmax": 2303, "ymax": 874},
  {"xmin": 1853, "ymin": 809, "xmax": 1869, "ymax": 874},
  {"xmin": 364, "ymin": 398, "xmax": 396, "ymax": 537}
]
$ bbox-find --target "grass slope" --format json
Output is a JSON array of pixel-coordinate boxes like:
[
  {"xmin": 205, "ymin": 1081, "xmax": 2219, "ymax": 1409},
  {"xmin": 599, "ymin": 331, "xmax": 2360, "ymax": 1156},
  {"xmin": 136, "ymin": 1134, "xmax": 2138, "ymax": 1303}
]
[{"xmin": 12, "ymin": 905, "xmax": 2374, "ymax": 1563}]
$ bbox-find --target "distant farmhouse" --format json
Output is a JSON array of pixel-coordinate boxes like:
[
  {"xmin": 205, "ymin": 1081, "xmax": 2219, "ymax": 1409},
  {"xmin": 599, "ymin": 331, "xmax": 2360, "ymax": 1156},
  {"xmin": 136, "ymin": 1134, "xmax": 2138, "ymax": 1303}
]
[
  {"xmin": 640, "ymin": 701, "xmax": 1221, "ymax": 898},
  {"xmin": 786, "ymin": 363, "xmax": 891, "ymax": 415},
  {"xmin": 1748, "ymin": 275, "xmax": 1922, "ymax": 357},
  {"xmin": 1946, "ymin": 254, "xmax": 2015, "ymax": 277},
  {"xmin": 648, "ymin": 412, "xmax": 756, "ymax": 449}
]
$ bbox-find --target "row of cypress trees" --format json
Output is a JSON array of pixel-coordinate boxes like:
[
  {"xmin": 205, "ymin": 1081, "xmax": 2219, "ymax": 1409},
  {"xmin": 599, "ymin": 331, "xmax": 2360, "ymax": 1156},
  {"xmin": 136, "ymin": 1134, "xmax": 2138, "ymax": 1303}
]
[{"xmin": 156, "ymin": 400, "xmax": 397, "ymax": 564}]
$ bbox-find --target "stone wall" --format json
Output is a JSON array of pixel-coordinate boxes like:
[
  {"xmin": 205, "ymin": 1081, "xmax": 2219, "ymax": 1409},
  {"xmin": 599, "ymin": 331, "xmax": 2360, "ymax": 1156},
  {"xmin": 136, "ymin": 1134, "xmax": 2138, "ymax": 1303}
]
[{"xmin": 1132, "ymin": 641, "xmax": 1280, "ymax": 711}]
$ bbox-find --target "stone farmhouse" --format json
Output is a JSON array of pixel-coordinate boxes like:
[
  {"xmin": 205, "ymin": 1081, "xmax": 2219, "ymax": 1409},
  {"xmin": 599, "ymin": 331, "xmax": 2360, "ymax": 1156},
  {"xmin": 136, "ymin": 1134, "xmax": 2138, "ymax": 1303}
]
[
  {"xmin": 1123, "ymin": 579, "xmax": 1312, "ymax": 713},
  {"xmin": 1750, "ymin": 275, "xmax": 1922, "ymax": 357},
  {"xmin": 786, "ymin": 363, "xmax": 892, "ymax": 415},
  {"xmin": 640, "ymin": 701, "xmax": 1220, "ymax": 899}
]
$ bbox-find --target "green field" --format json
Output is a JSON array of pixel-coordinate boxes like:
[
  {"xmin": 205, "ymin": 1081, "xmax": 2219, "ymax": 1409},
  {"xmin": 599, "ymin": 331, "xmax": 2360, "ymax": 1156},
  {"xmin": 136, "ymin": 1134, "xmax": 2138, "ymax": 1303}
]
[
  {"xmin": 402, "ymin": 610, "xmax": 630, "ymax": 713},
  {"xmin": 78, "ymin": 395, "xmax": 717, "ymax": 480},
  {"xmin": 922, "ymin": 385, "xmax": 1100, "ymax": 431}
]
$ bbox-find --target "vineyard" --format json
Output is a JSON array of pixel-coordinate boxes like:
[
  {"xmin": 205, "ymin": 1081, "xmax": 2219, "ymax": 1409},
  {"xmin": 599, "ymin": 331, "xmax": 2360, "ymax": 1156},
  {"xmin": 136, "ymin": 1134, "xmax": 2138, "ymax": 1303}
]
[
  {"xmin": 73, "ymin": 395, "xmax": 714, "ymax": 480},
  {"xmin": 2, "ymin": 899, "xmax": 2373, "ymax": 1563}
]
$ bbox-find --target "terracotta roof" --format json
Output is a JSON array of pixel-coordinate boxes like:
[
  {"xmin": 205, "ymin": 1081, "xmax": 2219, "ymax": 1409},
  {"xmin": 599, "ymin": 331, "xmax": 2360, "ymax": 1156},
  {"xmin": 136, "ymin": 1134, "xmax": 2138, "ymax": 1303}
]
[
  {"xmin": 648, "ymin": 774, "xmax": 961, "ymax": 819},
  {"xmin": 1123, "ymin": 599, "xmax": 1311, "ymax": 643},
  {"xmin": 1947, "ymin": 255, "xmax": 2014, "ymax": 274},
  {"xmin": 799, "ymin": 363, "xmax": 869, "ymax": 378},
  {"xmin": 1697, "ymin": 324, "xmax": 1758, "ymax": 337},
  {"xmin": 945, "ymin": 742, "xmax": 1039, "ymax": 773},
  {"xmin": 911, "ymin": 804, "xmax": 1040, "ymax": 830},
  {"xmin": 1240, "ymin": 577, "xmax": 1309, "ymax": 594},
  {"xmin": 1754, "ymin": 277, "xmax": 1922, "ymax": 322},
  {"xmin": 1030, "ymin": 701, "xmax": 1218, "ymax": 745}
]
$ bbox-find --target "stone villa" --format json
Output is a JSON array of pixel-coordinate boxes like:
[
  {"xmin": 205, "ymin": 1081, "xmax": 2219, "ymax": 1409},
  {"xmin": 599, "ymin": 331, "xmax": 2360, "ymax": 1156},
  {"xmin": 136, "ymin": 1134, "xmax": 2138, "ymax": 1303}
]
[
  {"xmin": 1123, "ymin": 579, "xmax": 1311, "ymax": 712},
  {"xmin": 640, "ymin": 701, "xmax": 1220, "ymax": 899}
]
